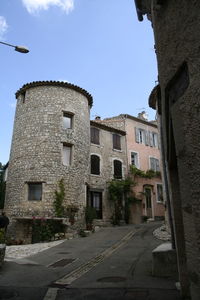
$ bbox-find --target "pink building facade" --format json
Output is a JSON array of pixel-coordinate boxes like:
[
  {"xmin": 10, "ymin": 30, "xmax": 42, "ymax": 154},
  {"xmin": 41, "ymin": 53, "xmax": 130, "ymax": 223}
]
[{"xmin": 98, "ymin": 113, "xmax": 165, "ymax": 223}]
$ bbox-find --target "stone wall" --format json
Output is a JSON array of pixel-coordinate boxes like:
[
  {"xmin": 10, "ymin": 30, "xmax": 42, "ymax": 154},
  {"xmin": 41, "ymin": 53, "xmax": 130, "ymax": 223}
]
[
  {"xmin": 150, "ymin": 1, "xmax": 200, "ymax": 298},
  {"xmin": 89, "ymin": 123, "xmax": 127, "ymax": 221},
  {"xmin": 5, "ymin": 82, "xmax": 92, "ymax": 238}
]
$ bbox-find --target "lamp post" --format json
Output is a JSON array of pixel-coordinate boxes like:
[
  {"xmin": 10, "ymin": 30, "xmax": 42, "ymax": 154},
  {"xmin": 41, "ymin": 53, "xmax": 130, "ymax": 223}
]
[{"xmin": 0, "ymin": 41, "xmax": 29, "ymax": 53}]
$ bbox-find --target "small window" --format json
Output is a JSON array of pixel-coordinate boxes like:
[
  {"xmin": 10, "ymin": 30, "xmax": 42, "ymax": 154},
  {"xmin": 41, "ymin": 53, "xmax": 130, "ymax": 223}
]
[
  {"xmin": 150, "ymin": 157, "xmax": 160, "ymax": 172},
  {"xmin": 28, "ymin": 183, "xmax": 42, "ymax": 201},
  {"xmin": 63, "ymin": 112, "xmax": 73, "ymax": 129},
  {"xmin": 62, "ymin": 144, "xmax": 72, "ymax": 166},
  {"xmin": 157, "ymin": 184, "xmax": 163, "ymax": 203},
  {"xmin": 91, "ymin": 155, "xmax": 100, "ymax": 175},
  {"xmin": 91, "ymin": 127, "xmax": 100, "ymax": 145},
  {"xmin": 135, "ymin": 128, "xmax": 145, "ymax": 144},
  {"xmin": 113, "ymin": 160, "xmax": 122, "ymax": 179},
  {"xmin": 131, "ymin": 152, "xmax": 139, "ymax": 168},
  {"xmin": 113, "ymin": 134, "xmax": 121, "ymax": 150}
]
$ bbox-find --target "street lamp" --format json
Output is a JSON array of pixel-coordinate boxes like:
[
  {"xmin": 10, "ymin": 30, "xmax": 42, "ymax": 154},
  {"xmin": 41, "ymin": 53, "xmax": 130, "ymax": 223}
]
[{"xmin": 0, "ymin": 41, "xmax": 29, "ymax": 53}]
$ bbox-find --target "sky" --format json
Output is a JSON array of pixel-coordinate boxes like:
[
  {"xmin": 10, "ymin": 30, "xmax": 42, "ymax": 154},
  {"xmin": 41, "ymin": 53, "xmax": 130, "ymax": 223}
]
[{"xmin": 0, "ymin": 0, "xmax": 158, "ymax": 164}]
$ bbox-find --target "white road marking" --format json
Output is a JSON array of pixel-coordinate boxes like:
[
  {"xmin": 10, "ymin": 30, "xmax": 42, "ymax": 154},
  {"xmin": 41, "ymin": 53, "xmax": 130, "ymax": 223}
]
[
  {"xmin": 43, "ymin": 229, "xmax": 139, "ymax": 300},
  {"xmin": 43, "ymin": 288, "xmax": 58, "ymax": 300},
  {"xmin": 55, "ymin": 230, "xmax": 137, "ymax": 285}
]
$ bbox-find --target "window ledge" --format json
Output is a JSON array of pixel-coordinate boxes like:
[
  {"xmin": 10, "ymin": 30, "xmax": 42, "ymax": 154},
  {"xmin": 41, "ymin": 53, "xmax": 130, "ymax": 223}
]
[{"xmin": 112, "ymin": 148, "xmax": 122, "ymax": 153}]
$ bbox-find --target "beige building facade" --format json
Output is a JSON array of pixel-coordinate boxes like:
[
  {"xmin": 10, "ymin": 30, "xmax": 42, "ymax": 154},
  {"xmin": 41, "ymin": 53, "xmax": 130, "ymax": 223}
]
[{"xmin": 95, "ymin": 114, "xmax": 165, "ymax": 223}]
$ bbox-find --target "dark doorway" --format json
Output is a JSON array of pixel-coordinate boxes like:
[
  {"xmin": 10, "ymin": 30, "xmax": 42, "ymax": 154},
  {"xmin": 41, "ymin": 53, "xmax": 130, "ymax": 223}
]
[{"xmin": 89, "ymin": 191, "xmax": 102, "ymax": 219}]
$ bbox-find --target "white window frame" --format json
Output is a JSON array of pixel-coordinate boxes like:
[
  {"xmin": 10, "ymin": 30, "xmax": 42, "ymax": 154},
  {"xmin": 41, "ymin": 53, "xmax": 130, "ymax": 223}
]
[
  {"xmin": 130, "ymin": 151, "xmax": 140, "ymax": 168},
  {"xmin": 149, "ymin": 156, "xmax": 160, "ymax": 172}
]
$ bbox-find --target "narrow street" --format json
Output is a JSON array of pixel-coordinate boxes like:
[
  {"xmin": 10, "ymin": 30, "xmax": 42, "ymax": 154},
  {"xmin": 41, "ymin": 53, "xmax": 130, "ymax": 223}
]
[{"xmin": 0, "ymin": 222, "xmax": 180, "ymax": 300}]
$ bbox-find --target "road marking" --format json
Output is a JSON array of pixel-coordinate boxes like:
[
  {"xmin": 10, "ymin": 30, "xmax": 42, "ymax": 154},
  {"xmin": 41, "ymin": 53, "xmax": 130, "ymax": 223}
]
[
  {"xmin": 43, "ymin": 288, "xmax": 58, "ymax": 300},
  {"xmin": 42, "ymin": 228, "xmax": 139, "ymax": 299},
  {"xmin": 55, "ymin": 229, "xmax": 137, "ymax": 285}
]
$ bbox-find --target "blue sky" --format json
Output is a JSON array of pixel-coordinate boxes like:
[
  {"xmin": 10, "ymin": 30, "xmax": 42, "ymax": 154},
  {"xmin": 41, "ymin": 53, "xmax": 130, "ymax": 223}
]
[{"xmin": 0, "ymin": 0, "xmax": 157, "ymax": 164}]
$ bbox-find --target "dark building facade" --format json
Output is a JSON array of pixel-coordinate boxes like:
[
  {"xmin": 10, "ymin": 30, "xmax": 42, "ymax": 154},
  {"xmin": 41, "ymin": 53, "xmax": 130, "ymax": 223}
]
[{"xmin": 135, "ymin": 1, "xmax": 200, "ymax": 299}]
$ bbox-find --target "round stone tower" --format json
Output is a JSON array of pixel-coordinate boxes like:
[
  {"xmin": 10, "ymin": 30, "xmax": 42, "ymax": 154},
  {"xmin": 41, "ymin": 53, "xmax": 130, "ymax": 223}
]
[{"xmin": 5, "ymin": 81, "xmax": 93, "ymax": 224}]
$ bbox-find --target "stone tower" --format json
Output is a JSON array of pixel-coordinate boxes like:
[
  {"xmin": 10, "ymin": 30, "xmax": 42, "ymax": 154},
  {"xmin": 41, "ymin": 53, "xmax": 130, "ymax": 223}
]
[{"xmin": 5, "ymin": 81, "xmax": 93, "ymax": 222}]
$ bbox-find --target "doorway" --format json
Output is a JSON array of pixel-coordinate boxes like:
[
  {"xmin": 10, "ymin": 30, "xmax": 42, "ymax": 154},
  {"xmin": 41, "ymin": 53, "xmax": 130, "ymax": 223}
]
[
  {"xmin": 89, "ymin": 191, "xmax": 102, "ymax": 219},
  {"xmin": 144, "ymin": 187, "xmax": 152, "ymax": 218}
]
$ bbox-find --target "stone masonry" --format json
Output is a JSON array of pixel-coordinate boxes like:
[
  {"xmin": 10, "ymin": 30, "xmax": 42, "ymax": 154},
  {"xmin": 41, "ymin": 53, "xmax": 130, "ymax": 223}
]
[{"xmin": 5, "ymin": 81, "xmax": 93, "ymax": 237}]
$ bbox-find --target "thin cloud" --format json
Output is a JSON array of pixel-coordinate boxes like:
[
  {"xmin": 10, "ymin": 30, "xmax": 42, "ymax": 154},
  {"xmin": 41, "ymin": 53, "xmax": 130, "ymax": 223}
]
[
  {"xmin": 22, "ymin": 0, "xmax": 74, "ymax": 15},
  {"xmin": 0, "ymin": 16, "xmax": 8, "ymax": 40}
]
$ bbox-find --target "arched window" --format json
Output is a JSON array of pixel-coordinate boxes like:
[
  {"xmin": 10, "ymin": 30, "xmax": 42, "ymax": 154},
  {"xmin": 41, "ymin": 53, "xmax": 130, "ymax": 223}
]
[
  {"xmin": 113, "ymin": 160, "xmax": 122, "ymax": 179},
  {"xmin": 91, "ymin": 155, "xmax": 100, "ymax": 175}
]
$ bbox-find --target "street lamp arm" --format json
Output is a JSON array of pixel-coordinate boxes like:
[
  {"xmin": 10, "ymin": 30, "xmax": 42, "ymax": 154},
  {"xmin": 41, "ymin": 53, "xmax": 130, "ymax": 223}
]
[{"xmin": 0, "ymin": 41, "xmax": 29, "ymax": 53}]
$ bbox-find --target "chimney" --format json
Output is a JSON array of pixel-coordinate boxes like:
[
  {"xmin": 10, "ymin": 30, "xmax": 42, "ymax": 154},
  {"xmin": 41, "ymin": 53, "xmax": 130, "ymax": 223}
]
[
  {"xmin": 137, "ymin": 111, "xmax": 148, "ymax": 121},
  {"xmin": 95, "ymin": 116, "xmax": 101, "ymax": 121}
]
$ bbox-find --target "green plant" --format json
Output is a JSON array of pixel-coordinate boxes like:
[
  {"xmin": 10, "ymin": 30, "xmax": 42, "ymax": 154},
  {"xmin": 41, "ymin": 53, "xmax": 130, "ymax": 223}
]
[
  {"xmin": 85, "ymin": 207, "xmax": 97, "ymax": 226},
  {"xmin": 53, "ymin": 179, "xmax": 65, "ymax": 217},
  {"xmin": 66, "ymin": 205, "xmax": 79, "ymax": 224},
  {"xmin": 108, "ymin": 177, "xmax": 135, "ymax": 225},
  {"xmin": 130, "ymin": 165, "xmax": 161, "ymax": 179},
  {"xmin": 31, "ymin": 218, "xmax": 65, "ymax": 243}
]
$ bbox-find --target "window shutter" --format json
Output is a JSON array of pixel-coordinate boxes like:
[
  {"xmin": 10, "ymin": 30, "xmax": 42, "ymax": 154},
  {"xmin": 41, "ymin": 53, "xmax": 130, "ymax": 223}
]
[
  {"xmin": 91, "ymin": 155, "xmax": 100, "ymax": 175},
  {"xmin": 145, "ymin": 130, "xmax": 149, "ymax": 146},
  {"xmin": 149, "ymin": 132, "xmax": 153, "ymax": 147},
  {"xmin": 91, "ymin": 128, "xmax": 100, "ymax": 144},
  {"xmin": 150, "ymin": 157, "xmax": 154, "ymax": 170},
  {"xmin": 135, "ymin": 127, "xmax": 139, "ymax": 143},
  {"xmin": 113, "ymin": 134, "xmax": 121, "ymax": 150},
  {"xmin": 114, "ymin": 160, "xmax": 122, "ymax": 179},
  {"xmin": 156, "ymin": 159, "xmax": 160, "ymax": 171}
]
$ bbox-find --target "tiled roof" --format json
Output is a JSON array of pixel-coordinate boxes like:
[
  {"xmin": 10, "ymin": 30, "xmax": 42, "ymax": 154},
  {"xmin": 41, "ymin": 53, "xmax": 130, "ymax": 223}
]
[
  {"xmin": 104, "ymin": 114, "xmax": 157, "ymax": 128},
  {"xmin": 15, "ymin": 81, "xmax": 93, "ymax": 107},
  {"xmin": 90, "ymin": 120, "xmax": 126, "ymax": 135}
]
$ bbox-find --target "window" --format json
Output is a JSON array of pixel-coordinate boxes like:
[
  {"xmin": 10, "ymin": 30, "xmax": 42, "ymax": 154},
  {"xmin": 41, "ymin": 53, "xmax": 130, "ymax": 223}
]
[
  {"xmin": 62, "ymin": 144, "xmax": 72, "ymax": 166},
  {"xmin": 131, "ymin": 152, "xmax": 139, "ymax": 168},
  {"xmin": 152, "ymin": 132, "xmax": 158, "ymax": 148},
  {"xmin": 150, "ymin": 157, "xmax": 160, "ymax": 172},
  {"xmin": 113, "ymin": 134, "xmax": 121, "ymax": 150},
  {"xmin": 113, "ymin": 160, "xmax": 122, "ymax": 179},
  {"xmin": 63, "ymin": 112, "xmax": 73, "ymax": 129},
  {"xmin": 149, "ymin": 131, "xmax": 158, "ymax": 148},
  {"xmin": 28, "ymin": 183, "xmax": 42, "ymax": 201},
  {"xmin": 91, "ymin": 155, "xmax": 100, "ymax": 175},
  {"xmin": 135, "ymin": 128, "xmax": 146, "ymax": 144},
  {"xmin": 157, "ymin": 184, "xmax": 163, "ymax": 203},
  {"xmin": 90, "ymin": 127, "xmax": 100, "ymax": 145}
]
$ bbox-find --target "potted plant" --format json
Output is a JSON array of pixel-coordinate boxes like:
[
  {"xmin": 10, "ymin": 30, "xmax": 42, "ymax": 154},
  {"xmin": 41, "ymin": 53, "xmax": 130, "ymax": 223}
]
[{"xmin": 85, "ymin": 206, "xmax": 97, "ymax": 231}]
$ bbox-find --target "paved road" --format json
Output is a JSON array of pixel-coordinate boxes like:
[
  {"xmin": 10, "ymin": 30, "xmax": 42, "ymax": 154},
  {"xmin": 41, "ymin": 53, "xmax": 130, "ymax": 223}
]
[{"xmin": 0, "ymin": 222, "xmax": 180, "ymax": 300}]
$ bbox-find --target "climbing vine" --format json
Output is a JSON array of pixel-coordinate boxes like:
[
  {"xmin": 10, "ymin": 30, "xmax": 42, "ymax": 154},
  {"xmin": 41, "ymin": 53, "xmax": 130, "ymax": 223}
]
[
  {"xmin": 53, "ymin": 179, "xmax": 65, "ymax": 217},
  {"xmin": 108, "ymin": 177, "xmax": 138, "ymax": 225}
]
